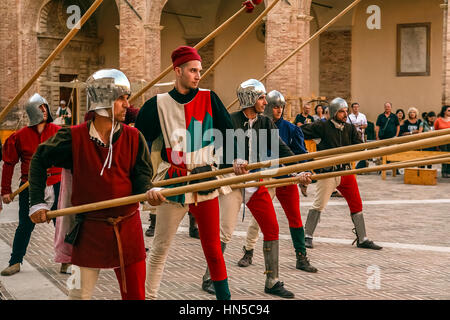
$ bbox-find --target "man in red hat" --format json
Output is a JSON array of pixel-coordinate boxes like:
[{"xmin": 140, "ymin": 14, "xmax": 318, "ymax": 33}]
[{"xmin": 135, "ymin": 46, "xmax": 235, "ymax": 300}]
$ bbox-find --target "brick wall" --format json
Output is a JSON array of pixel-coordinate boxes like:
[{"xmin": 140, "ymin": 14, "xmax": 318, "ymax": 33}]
[
  {"xmin": 0, "ymin": 0, "xmax": 20, "ymax": 127},
  {"xmin": 319, "ymin": 30, "xmax": 352, "ymax": 101}
]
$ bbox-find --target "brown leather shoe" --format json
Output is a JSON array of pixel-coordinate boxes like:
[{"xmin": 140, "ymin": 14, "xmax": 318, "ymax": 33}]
[{"xmin": 1, "ymin": 263, "xmax": 20, "ymax": 276}]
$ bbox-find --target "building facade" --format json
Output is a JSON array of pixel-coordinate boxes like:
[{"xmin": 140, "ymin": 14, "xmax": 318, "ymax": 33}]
[{"xmin": 1, "ymin": 0, "xmax": 449, "ymax": 132}]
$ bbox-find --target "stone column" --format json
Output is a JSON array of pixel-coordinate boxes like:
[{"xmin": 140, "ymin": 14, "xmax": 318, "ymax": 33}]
[
  {"xmin": 265, "ymin": 0, "xmax": 312, "ymax": 119},
  {"xmin": 441, "ymin": 1, "xmax": 450, "ymax": 105},
  {"xmin": 0, "ymin": 0, "xmax": 21, "ymax": 128},
  {"xmin": 143, "ymin": 23, "xmax": 164, "ymax": 101},
  {"xmin": 118, "ymin": 0, "xmax": 146, "ymax": 89}
]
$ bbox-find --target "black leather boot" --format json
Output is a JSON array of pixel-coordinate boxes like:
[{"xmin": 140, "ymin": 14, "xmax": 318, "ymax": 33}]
[
  {"xmin": 237, "ymin": 246, "xmax": 254, "ymax": 267},
  {"xmin": 263, "ymin": 240, "xmax": 294, "ymax": 299},
  {"xmin": 296, "ymin": 252, "xmax": 318, "ymax": 273},
  {"xmin": 145, "ymin": 213, "xmax": 156, "ymax": 237},
  {"xmin": 188, "ymin": 212, "xmax": 200, "ymax": 239}
]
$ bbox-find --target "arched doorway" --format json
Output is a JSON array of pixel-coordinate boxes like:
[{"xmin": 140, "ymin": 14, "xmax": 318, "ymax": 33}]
[{"xmin": 37, "ymin": 0, "xmax": 119, "ymax": 124}]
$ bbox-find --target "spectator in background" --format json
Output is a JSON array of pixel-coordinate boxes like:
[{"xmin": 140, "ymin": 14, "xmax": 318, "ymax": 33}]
[
  {"xmin": 294, "ymin": 103, "xmax": 314, "ymax": 126},
  {"xmin": 421, "ymin": 112, "xmax": 428, "ymax": 123},
  {"xmin": 312, "ymin": 104, "xmax": 326, "ymax": 122},
  {"xmin": 375, "ymin": 102, "xmax": 400, "ymax": 140},
  {"xmin": 347, "ymin": 102, "xmax": 368, "ymax": 169},
  {"xmin": 55, "ymin": 100, "xmax": 72, "ymax": 126},
  {"xmin": 434, "ymin": 105, "xmax": 450, "ymax": 178},
  {"xmin": 347, "ymin": 102, "xmax": 368, "ymax": 142},
  {"xmin": 420, "ymin": 111, "xmax": 437, "ymax": 168},
  {"xmin": 395, "ymin": 109, "xmax": 406, "ymax": 126},
  {"xmin": 421, "ymin": 111, "xmax": 436, "ymax": 133},
  {"xmin": 399, "ymin": 107, "xmax": 422, "ymax": 136}
]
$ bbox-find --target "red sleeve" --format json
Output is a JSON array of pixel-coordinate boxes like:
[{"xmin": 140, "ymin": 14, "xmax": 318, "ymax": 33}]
[
  {"xmin": 434, "ymin": 119, "xmax": 441, "ymax": 130},
  {"xmin": 1, "ymin": 134, "xmax": 20, "ymax": 195}
]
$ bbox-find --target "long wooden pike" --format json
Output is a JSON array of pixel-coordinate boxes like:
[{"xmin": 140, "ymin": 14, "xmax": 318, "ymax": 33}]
[
  {"xmin": 0, "ymin": 0, "xmax": 105, "ymax": 123},
  {"xmin": 151, "ymin": 128, "xmax": 450, "ymax": 187},
  {"xmin": 10, "ymin": 128, "xmax": 450, "ymax": 198},
  {"xmin": 200, "ymin": 0, "xmax": 282, "ymax": 80},
  {"xmin": 226, "ymin": 0, "xmax": 362, "ymax": 110},
  {"xmin": 10, "ymin": 182, "xmax": 29, "ymax": 201},
  {"xmin": 230, "ymin": 155, "xmax": 450, "ymax": 189},
  {"xmin": 128, "ymin": 5, "xmax": 248, "ymax": 104},
  {"xmin": 44, "ymin": 133, "xmax": 450, "ymax": 219}
]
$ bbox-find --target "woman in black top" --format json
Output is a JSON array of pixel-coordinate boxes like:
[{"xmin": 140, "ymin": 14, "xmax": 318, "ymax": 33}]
[{"xmin": 399, "ymin": 107, "xmax": 422, "ymax": 136}]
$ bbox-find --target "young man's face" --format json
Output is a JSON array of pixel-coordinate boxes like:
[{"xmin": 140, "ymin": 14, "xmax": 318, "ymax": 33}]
[
  {"xmin": 352, "ymin": 104, "xmax": 360, "ymax": 113},
  {"xmin": 335, "ymin": 107, "xmax": 348, "ymax": 122},
  {"xmin": 176, "ymin": 60, "xmax": 202, "ymax": 91},
  {"xmin": 272, "ymin": 105, "xmax": 283, "ymax": 121},
  {"xmin": 113, "ymin": 95, "xmax": 130, "ymax": 122},
  {"xmin": 39, "ymin": 104, "xmax": 48, "ymax": 123},
  {"xmin": 254, "ymin": 95, "xmax": 267, "ymax": 114}
]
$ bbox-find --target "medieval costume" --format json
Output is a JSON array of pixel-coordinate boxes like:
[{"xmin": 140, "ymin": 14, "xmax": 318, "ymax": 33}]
[
  {"xmin": 135, "ymin": 46, "xmax": 233, "ymax": 300},
  {"xmin": 202, "ymin": 80, "xmax": 304, "ymax": 299},
  {"xmin": 237, "ymin": 90, "xmax": 317, "ymax": 273},
  {"xmin": 300, "ymin": 98, "xmax": 382, "ymax": 250},
  {"xmin": 1, "ymin": 94, "xmax": 61, "ymax": 276},
  {"xmin": 29, "ymin": 69, "xmax": 152, "ymax": 300}
]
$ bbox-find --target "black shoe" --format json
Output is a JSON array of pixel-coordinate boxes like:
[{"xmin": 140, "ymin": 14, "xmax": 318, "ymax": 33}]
[
  {"xmin": 189, "ymin": 227, "xmax": 200, "ymax": 239},
  {"xmin": 264, "ymin": 281, "xmax": 295, "ymax": 299},
  {"xmin": 237, "ymin": 246, "xmax": 253, "ymax": 267},
  {"xmin": 145, "ymin": 225, "xmax": 155, "ymax": 237},
  {"xmin": 355, "ymin": 239, "xmax": 383, "ymax": 250},
  {"xmin": 305, "ymin": 237, "xmax": 313, "ymax": 249},
  {"xmin": 296, "ymin": 253, "xmax": 318, "ymax": 273},
  {"xmin": 202, "ymin": 279, "xmax": 215, "ymax": 295},
  {"xmin": 331, "ymin": 191, "xmax": 343, "ymax": 197}
]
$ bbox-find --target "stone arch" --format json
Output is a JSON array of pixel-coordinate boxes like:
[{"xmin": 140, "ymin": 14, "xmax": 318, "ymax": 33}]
[{"xmin": 38, "ymin": 0, "xmax": 98, "ymax": 37}]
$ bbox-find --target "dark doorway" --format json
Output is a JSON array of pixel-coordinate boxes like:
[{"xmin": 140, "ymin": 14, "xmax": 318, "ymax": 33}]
[{"xmin": 59, "ymin": 74, "xmax": 78, "ymax": 125}]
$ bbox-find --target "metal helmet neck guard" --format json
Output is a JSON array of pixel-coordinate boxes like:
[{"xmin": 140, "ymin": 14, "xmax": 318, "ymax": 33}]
[
  {"xmin": 26, "ymin": 93, "xmax": 51, "ymax": 126},
  {"xmin": 329, "ymin": 97, "xmax": 348, "ymax": 120},
  {"xmin": 86, "ymin": 69, "xmax": 131, "ymax": 117},
  {"xmin": 236, "ymin": 79, "xmax": 266, "ymax": 109},
  {"xmin": 264, "ymin": 90, "xmax": 286, "ymax": 120}
]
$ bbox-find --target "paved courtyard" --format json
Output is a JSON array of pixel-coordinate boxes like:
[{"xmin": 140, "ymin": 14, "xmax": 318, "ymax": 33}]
[{"xmin": 0, "ymin": 169, "xmax": 449, "ymax": 300}]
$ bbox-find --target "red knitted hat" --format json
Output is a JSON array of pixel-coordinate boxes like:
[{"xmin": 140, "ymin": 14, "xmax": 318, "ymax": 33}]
[{"xmin": 171, "ymin": 46, "xmax": 202, "ymax": 69}]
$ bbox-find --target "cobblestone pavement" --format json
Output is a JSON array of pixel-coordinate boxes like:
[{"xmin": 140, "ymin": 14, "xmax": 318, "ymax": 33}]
[{"xmin": 0, "ymin": 172, "xmax": 449, "ymax": 300}]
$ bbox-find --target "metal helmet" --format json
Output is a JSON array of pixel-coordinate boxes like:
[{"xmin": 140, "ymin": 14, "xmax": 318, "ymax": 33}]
[
  {"xmin": 236, "ymin": 79, "xmax": 266, "ymax": 109},
  {"xmin": 25, "ymin": 93, "xmax": 52, "ymax": 126},
  {"xmin": 328, "ymin": 97, "xmax": 348, "ymax": 119},
  {"xmin": 86, "ymin": 69, "xmax": 131, "ymax": 116},
  {"xmin": 264, "ymin": 90, "xmax": 286, "ymax": 120}
]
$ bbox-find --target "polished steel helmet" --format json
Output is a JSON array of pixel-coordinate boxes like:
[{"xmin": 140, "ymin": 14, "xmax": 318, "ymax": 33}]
[
  {"xmin": 86, "ymin": 69, "xmax": 131, "ymax": 115},
  {"xmin": 328, "ymin": 97, "xmax": 348, "ymax": 119},
  {"xmin": 264, "ymin": 90, "xmax": 286, "ymax": 120},
  {"xmin": 25, "ymin": 93, "xmax": 52, "ymax": 126},
  {"xmin": 236, "ymin": 79, "xmax": 266, "ymax": 109}
]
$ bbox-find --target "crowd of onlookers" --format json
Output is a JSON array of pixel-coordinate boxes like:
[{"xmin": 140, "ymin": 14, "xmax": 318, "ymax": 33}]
[{"xmin": 293, "ymin": 100, "xmax": 450, "ymax": 178}]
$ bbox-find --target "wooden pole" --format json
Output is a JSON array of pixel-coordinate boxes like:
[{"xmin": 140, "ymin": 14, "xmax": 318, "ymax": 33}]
[
  {"xmin": 200, "ymin": 0, "xmax": 281, "ymax": 81},
  {"xmin": 11, "ymin": 128, "xmax": 450, "ymax": 199},
  {"xmin": 128, "ymin": 6, "xmax": 247, "ymax": 105},
  {"xmin": 10, "ymin": 182, "xmax": 29, "ymax": 201},
  {"xmin": 151, "ymin": 128, "xmax": 450, "ymax": 187},
  {"xmin": 230, "ymin": 155, "xmax": 450, "ymax": 189},
  {"xmin": 0, "ymin": 0, "xmax": 105, "ymax": 123},
  {"xmin": 226, "ymin": 0, "xmax": 362, "ymax": 110},
  {"xmin": 45, "ymin": 133, "xmax": 450, "ymax": 218}
]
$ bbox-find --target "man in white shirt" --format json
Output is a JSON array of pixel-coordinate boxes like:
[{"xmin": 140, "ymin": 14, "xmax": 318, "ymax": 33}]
[
  {"xmin": 347, "ymin": 102, "xmax": 367, "ymax": 142},
  {"xmin": 347, "ymin": 102, "xmax": 368, "ymax": 169}
]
